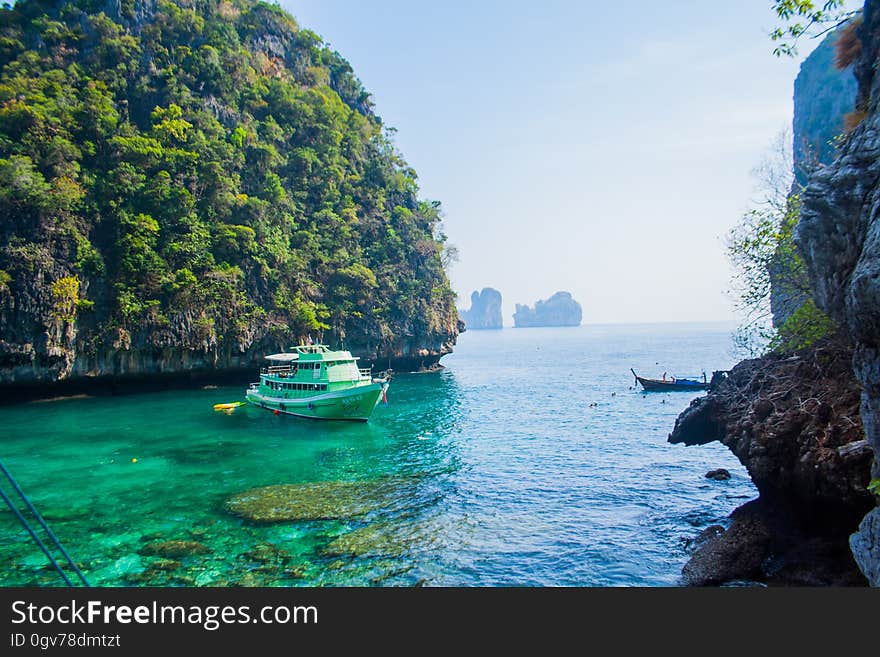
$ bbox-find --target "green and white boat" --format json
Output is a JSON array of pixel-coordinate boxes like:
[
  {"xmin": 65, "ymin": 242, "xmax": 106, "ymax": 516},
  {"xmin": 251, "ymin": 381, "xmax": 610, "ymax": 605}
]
[{"xmin": 245, "ymin": 345, "xmax": 389, "ymax": 421}]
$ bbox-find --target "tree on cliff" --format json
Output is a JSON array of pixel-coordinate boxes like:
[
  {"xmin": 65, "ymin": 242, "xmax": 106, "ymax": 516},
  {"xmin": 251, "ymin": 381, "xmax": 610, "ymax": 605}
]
[
  {"xmin": 770, "ymin": 0, "xmax": 855, "ymax": 56},
  {"xmin": 727, "ymin": 4, "xmax": 863, "ymax": 356},
  {"xmin": 727, "ymin": 130, "xmax": 836, "ymax": 356},
  {"xmin": 0, "ymin": 0, "xmax": 460, "ymax": 378}
]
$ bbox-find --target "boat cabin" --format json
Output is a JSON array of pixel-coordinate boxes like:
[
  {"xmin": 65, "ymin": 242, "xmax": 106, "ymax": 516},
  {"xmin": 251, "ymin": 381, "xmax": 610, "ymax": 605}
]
[{"xmin": 256, "ymin": 345, "xmax": 372, "ymax": 399}]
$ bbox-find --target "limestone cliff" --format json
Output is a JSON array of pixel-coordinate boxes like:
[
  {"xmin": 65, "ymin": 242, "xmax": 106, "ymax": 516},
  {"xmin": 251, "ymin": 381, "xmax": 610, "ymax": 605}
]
[
  {"xmin": 0, "ymin": 0, "xmax": 460, "ymax": 394},
  {"xmin": 459, "ymin": 288, "xmax": 503, "ymax": 330},
  {"xmin": 513, "ymin": 291, "xmax": 582, "ymax": 328},
  {"xmin": 671, "ymin": 1, "xmax": 880, "ymax": 586},
  {"xmin": 792, "ymin": 27, "xmax": 858, "ymax": 185},
  {"xmin": 771, "ymin": 27, "xmax": 858, "ymax": 327},
  {"xmin": 796, "ymin": 0, "xmax": 880, "ymax": 585}
]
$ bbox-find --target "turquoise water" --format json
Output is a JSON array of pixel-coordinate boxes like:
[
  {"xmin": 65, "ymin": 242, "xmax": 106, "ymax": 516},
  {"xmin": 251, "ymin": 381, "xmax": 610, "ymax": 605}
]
[{"xmin": 0, "ymin": 323, "xmax": 755, "ymax": 587}]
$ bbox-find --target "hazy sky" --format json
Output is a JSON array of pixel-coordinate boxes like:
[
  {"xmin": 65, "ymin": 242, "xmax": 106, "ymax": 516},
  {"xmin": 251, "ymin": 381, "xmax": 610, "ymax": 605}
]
[{"xmin": 282, "ymin": 0, "xmax": 823, "ymax": 324}]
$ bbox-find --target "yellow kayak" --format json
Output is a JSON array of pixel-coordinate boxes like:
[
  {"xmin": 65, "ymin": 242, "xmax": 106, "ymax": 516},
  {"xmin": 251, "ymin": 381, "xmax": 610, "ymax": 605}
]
[{"xmin": 213, "ymin": 401, "xmax": 246, "ymax": 412}]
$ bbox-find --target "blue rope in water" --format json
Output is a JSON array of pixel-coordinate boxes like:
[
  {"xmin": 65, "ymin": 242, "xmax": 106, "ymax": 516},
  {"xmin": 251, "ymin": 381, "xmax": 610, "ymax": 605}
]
[
  {"xmin": 0, "ymin": 486, "xmax": 74, "ymax": 587},
  {"xmin": 0, "ymin": 460, "xmax": 90, "ymax": 587}
]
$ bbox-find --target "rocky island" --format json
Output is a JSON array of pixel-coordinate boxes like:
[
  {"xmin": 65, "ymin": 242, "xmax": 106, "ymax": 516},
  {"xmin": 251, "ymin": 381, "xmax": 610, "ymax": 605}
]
[
  {"xmin": 0, "ymin": 0, "xmax": 461, "ymax": 396},
  {"xmin": 513, "ymin": 291, "xmax": 582, "ymax": 328},
  {"xmin": 670, "ymin": 12, "xmax": 880, "ymax": 586},
  {"xmin": 459, "ymin": 288, "xmax": 503, "ymax": 330}
]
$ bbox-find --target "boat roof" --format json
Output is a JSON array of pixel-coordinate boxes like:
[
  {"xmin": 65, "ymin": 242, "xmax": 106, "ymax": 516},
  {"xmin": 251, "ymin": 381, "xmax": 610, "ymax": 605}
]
[
  {"xmin": 265, "ymin": 345, "xmax": 358, "ymax": 362},
  {"xmin": 265, "ymin": 353, "xmax": 299, "ymax": 362}
]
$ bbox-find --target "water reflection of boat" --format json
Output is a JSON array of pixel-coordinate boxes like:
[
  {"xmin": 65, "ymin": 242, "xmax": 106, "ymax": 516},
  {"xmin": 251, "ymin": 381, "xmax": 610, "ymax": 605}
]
[
  {"xmin": 630, "ymin": 368, "xmax": 709, "ymax": 392},
  {"xmin": 245, "ymin": 345, "xmax": 389, "ymax": 421}
]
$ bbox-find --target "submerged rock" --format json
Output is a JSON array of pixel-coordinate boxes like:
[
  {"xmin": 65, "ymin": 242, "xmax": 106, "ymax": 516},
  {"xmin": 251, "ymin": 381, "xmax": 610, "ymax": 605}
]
[
  {"xmin": 243, "ymin": 542, "xmax": 291, "ymax": 564},
  {"xmin": 146, "ymin": 559, "xmax": 181, "ymax": 572},
  {"xmin": 324, "ymin": 522, "xmax": 421, "ymax": 558},
  {"xmin": 224, "ymin": 478, "xmax": 411, "ymax": 523},
  {"xmin": 138, "ymin": 540, "xmax": 211, "ymax": 558},
  {"xmin": 704, "ymin": 469, "xmax": 731, "ymax": 481}
]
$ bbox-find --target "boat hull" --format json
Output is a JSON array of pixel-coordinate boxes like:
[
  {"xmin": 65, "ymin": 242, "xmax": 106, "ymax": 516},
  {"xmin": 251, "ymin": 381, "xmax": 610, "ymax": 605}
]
[
  {"xmin": 245, "ymin": 382, "xmax": 385, "ymax": 421},
  {"xmin": 635, "ymin": 377, "xmax": 709, "ymax": 392},
  {"xmin": 631, "ymin": 368, "xmax": 708, "ymax": 392}
]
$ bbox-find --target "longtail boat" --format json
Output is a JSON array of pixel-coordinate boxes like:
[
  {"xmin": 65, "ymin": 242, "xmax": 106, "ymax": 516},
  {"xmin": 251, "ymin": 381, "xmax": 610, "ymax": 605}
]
[{"xmin": 631, "ymin": 368, "xmax": 709, "ymax": 392}]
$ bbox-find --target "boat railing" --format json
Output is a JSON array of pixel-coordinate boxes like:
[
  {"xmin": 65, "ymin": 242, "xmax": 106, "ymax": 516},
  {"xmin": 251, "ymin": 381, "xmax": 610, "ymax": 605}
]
[
  {"xmin": 262, "ymin": 365, "xmax": 293, "ymax": 375},
  {"xmin": 358, "ymin": 367, "xmax": 372, "ymax": 379}
]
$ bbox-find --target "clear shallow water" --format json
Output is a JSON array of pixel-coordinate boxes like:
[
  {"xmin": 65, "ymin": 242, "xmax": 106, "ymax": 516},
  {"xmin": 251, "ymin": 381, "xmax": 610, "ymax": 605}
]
[{"xmin": 0, "ymin": 322, "xmax": 756, "ymax": 587}]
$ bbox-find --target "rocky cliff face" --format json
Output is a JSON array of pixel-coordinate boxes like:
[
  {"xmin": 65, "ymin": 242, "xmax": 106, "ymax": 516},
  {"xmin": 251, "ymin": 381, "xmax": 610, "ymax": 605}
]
[
  {"xmin": 513, "ymin": 291, "xmax": 582, "ymax": 328},
  {"xmin": 669, "ymin": 2, "xmax": 880, "ymax": 586},
  {"xmin": 796, "ymin": 0, "xmax": 880, "ymax": 585},
  {"xmin": 772, "ymin": 27, "xmax": 857, "ymax": 328},
  {"xmin": 792, "ymin": 27, "xmax": 858, "ymax": 185},
  {"xmin": 459, "ymin": 288, "xmax": 503, "ymax": 330},
  {"xmin": 669, "ymin": 338, "xmax": 873, "ymax": 585}
]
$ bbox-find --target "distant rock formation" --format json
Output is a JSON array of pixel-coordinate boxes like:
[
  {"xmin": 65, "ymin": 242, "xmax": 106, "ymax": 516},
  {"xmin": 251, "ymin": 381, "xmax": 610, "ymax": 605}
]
[
  {"xmin": 459, "ymin": 288, "xmax": 503, "ymax": 330},
  {"xmin": 513, "ymin": 291, "xmax": 582, "ymax": 328}
]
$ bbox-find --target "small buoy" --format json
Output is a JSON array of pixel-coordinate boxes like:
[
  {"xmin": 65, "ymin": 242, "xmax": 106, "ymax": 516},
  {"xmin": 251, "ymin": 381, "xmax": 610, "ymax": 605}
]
[
  {"xmin": 131, "ymin": 458, "xmax": 138, "ymax": 463},
  {"xmin": 273, "ymin": 409, "xmax": 280, "ymax": 416}
]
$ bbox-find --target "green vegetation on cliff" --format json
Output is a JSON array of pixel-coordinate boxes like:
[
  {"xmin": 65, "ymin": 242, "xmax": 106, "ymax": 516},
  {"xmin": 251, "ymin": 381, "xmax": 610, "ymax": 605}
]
[
  {"xmin": 728, "ymin": 19, "xmax": 861, "ymax": 356},
  {"xmin": 0, "ymin": 0, "xmax": 459, "ymax": 379}
]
